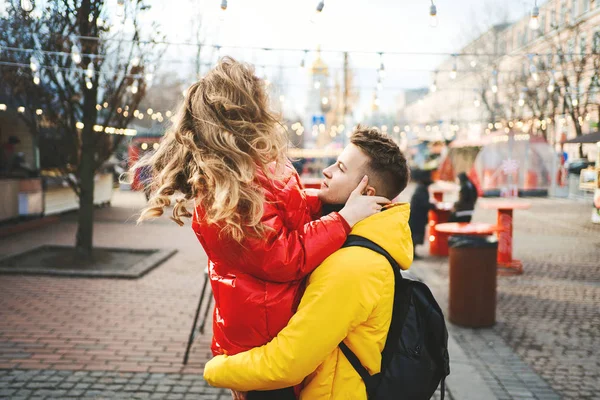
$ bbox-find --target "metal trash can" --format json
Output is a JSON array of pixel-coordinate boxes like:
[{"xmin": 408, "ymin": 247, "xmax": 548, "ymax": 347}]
[{"xmin": 448, "ymin": 235, "xmax": 498, "ymax": 327}]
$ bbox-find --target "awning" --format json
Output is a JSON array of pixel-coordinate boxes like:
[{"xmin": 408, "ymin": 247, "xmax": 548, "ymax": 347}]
[{"xmin": 562, "ymin": 131, "xmax": 600, "ymax": 144}]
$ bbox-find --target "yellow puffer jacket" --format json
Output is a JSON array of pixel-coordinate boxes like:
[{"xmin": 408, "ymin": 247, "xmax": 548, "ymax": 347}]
[{"xmin": 204, "ymin": 204, "xmax": 413, "ymax": 399}]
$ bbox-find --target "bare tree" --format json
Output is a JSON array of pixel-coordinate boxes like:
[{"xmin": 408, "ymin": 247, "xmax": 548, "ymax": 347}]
[
  {"xmin": 547, "ymin": 20, "xmax": 600, "ymax": 141},
  {"xmin": 0, "ymin": 0, "xmax": 164, "ymax": 259}
]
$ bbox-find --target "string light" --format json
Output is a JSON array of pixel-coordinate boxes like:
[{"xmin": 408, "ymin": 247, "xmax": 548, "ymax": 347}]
[
  {"xmin": 321, "ymin": 97, "xmax": 329, "ymax": 105},
  {"xmin": 474, "ymin": 97, "xmax": 481, "ymax": 107},
  {"xmin": 450, "ymin": 55, "xmax": 457, "ymax": 80},
  {"xmin": 547, "ymin": 76, "xmax": 555, "ymax": 93},
  {"xmin": 300, "ymin": 50, "xmax": 308, "ymax": 69},
  {"xmin": 470, "ymin": 59, "xmax": 477, "ymax": 68},
  {"xmin": 430, "ymin": 70, "xmax": 438, "ymax": 93},
  {"xmin": 518, "ymin": 92, "xmax": 525, "ymax": 107},
  {"xmin": 311, "ymin": 0, "xmax": 324, "ymax": 23},
  {"xmin": 378, "ymin": 52, "xmax": 386, "ymax": 78},
  {"xmin": 131, "ymin": 57, "xmax": 140, "ymax": 67},
  {"xmin": 29, "ymin": 56, "xmax": 38, "ymax": 72},
  {"xmin": 20, "ymin": 0, "xmax": 33, "ymax": 12},
  {"xmin": 116, "ymin": 0, "xmax": 125, "ymax": 18},
  {"xmin": 0, "ymin": 104, "xmax": 6, "ymax": 111},
  {"xmin": 314, "ymin": 81, "xmax": 321, "ymax": 89},
  {"xmin": 33, "ymin": 72, "xmax": 40, "ymax": 85},
  {"xmin": 71, "ymin": 44, "xmax": 81, "ymax": 65},
  {"xmin": 220, "ymin": 0, "xmax": 227, "ymax": 11},
  {"xmin": 529, "ymin": 1, "xmax": 540, "ymax": 30},
  {"xmin": 429, "ymin": 1, "xmax": 438, "ymax": 27},
  {"xmin": 131, "ymin": 80, "xmax": 139, "ymax": 94},
  {"xmin": 86, "ymin": 62, "xmax": 94, "ymax": 79},
  {"xmin": 36, "ymin": 109, "xmax": 43, "ymax": 115}
]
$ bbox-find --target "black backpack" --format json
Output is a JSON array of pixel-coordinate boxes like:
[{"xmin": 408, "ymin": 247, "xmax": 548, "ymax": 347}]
[{"xmin": 339, "ymin": 235, "xmax": 450, "ymax": 400}]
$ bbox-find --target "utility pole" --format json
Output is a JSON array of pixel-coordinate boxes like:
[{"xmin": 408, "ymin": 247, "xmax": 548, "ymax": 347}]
[{"xmin": 342, "ymin": 52, "xmax": 351, "ymax": 145}]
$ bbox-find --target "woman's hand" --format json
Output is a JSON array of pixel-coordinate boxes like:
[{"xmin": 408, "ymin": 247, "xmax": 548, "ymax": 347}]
[
  {"xmin": 338, "ymin": 176, "xmax": 391, "ymax": 227},
  {"xmin": 231, "ymin": 390, "xmax": 247, "ymax": 400}
]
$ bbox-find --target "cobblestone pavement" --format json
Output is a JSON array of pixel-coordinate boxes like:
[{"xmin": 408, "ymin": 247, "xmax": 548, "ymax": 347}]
[
  {"xmin": 402, "ymin": 189, "xmax": 600, "ymax": 400},
  {"xmin": 0, "ymin": 369, "xmax": 229, "ymax": 399},
  {"xmin": 0, "ymin": 191, "xmax": 213, "ymax": 374},
  {"xmin": 1, "ymin": 188, "xmax": 599, "ymax": 399}
]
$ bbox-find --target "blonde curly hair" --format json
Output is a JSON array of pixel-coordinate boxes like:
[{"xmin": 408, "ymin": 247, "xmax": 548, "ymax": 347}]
[{"xmin": 135, "ymin": 57, "xmax": 288, "ymax": 242}]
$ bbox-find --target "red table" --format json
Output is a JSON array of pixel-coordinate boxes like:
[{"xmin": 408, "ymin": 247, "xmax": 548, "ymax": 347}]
[
  {"xmin": 480, "ymin": 200, "xmax": 531, "ymax": 275},
  {"xmin": 428, "ymin": 202, "xmax": 454, "ymax": 256},
  {"xmin": 301, "ymin": 177, "xmax": 322, "ymax": 190},
  {"xmin": 435, "ymin": 222, "xmax": 498, "ymax": 237},
  {"xmin": 429, "ymin": 182, "xmax": 458, "ymax": 202}
]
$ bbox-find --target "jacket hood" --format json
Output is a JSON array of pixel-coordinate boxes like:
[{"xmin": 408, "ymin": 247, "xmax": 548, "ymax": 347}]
[{"xmin": 349, "ymin": 203, "xmax": 413, "ymax": 270}]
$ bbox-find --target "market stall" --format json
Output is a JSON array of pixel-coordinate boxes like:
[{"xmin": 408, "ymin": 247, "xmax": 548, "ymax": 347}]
[
  {"xmin": 471, "ymin": 131, "xmax": 558, "ymax": 197},
  {"xmin": 562, "ymin": 131, "xmax": 600, "ymax": 223}
]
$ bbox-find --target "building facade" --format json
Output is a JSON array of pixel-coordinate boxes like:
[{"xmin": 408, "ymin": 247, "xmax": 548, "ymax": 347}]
[{"xmin": 404, "ymin": 0, "xmax": 600, "ymax": 152}]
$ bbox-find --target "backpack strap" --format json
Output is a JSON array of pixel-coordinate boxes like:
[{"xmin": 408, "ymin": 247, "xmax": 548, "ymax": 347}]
[{"xmin": 339, "ymin": 235, "xmax": 404, "ymax": 397}]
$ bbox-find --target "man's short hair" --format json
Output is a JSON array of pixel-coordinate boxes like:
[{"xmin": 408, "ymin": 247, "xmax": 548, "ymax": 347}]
[{"xmin": 350, "ymin": 126, "xmax": 410, "ymax": 199}]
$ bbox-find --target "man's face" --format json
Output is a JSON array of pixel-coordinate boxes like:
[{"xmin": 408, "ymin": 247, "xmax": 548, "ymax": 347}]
[{"xmin": 319, "ymin": 143, "xmax": 371, "ymax": 204}]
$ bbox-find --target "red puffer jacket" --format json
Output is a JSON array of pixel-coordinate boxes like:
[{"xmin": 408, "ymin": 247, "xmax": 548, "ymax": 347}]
[{"xmin": 191, "ymin": 165, "xmax": 351, "ymax": 356}]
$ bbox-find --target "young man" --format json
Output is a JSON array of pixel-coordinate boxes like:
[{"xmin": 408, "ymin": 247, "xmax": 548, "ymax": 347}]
[{"xmin": 204, "ymin": 126, "xmax": 413, "ymax": 399}]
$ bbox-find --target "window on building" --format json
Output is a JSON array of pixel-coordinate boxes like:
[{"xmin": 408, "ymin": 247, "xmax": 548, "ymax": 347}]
[
  {"xmin": 580, "ymin": 35, "xmax": 587, "ymax": 58},
  {"xmin": 560, "ymin": 1, "xmax": 567, "ymax": 25},
  {"xmin": 540, "ymin": 14, "xmax": 546, "ymax": 34},
  {"xmin": 567, "ymin": 39, "xmax": 575, "ymax": 61},
  {"xmin": 593, "ymin": 31, "xmax": 600, "ymax": 54},
  {"xmin": 582, "ymin": 0, "xmax": 590, "ymax": 12}
]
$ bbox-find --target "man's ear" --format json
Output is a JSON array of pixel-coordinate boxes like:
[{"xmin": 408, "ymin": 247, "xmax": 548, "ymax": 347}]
[{"xmin": 365, "ymin": 186, "xmax": 376, "ymax": 196}]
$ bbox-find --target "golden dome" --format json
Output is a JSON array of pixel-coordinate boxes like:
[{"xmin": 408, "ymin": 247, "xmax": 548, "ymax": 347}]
[{"xmin": 311, "ymin": 46, "xmax": 329, "ymax": 76}]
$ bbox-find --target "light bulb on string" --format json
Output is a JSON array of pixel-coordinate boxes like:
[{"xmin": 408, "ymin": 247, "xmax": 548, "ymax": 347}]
[
  {"xmin": 474, "ymin": 97, "xmax": 481, "ymax": 107},
  {"xmin": 116, "ymin": 0, "xmax": 125, "ymax": 18},
  {"xmin": 131, "ymin": 80, "xmax": 139, "ymax": 94},
  {"xmin": 300, "ymin": 50, "xmax": 308, "ymax": 70},
  {"xmin": 86, "ymin": 62, "xmax": 94, "ymax": 79},
  {"xmin": 71, "ymin": 44, "xmax": 82, "ymax": 65},
  {"xmin": 491, "ymin": 68, "xmax": 498, "ymax": 93},
  {"xmin": 86, "ymin": 79, "xmax": 93, "ymax": 90},
  {"xmin": 429, "ymin": 1, "xmax": 438, "ymax": 27},
  {"xmin": 377, "ymin": 78, "xmax": 383, "ymax": 92},
  {"xmin": 21, "ymin": 0, "xmax": 33, "ymax": 12},
  {"xmin": 529, "ymin": 2, "xmax": 540, "ymax": 30},
  {"xmin": 547, "ymin": 77, "xmax": 555, "ymax": 93},
  {"xmin": 314, "ymin": 81, "xmax": 321, "ymax": 89},
  {"xmin": 571, "ymin": 97, "xmax": 578, "ymax": 106},
  {"xmin": 518, "ymin": 92, "xmax": 525, "ymax": 107},
  {"xmin": 470, "ymin": 59, "xmax": 477, "ymax": 68},
  {"xmin": 220, "ymin": 0, "xmax": 227, "ymax": 11},
  {"xmin": 33, "ymin": 72, "xmax": 40, "ymax": 85},
  {"xmin": 378, "ymin": 52, "xmax": 385, "ymax": 78},
  {"xmin": 29, "ymin": 56, "xmax": 38, "ymax": 72},
  {"xmin": 131, "ymin": 57, "xmax": 140, "ymax": 67},
  {"xmin": 449, "ymin": 56, "xmax": 457, "ymax": 80},
  {"xmin": 311, "ymin": 0, "xmax": 324, "ymax": 23},
  {"xmin": 430, "ymin": 70, "xmax": 438, "ymax": 93}
]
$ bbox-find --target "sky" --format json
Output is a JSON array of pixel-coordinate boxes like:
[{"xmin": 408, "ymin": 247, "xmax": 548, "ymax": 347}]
[{"xmin": 140, "ymin": 0, "xmax": 536, "ymax": 119}]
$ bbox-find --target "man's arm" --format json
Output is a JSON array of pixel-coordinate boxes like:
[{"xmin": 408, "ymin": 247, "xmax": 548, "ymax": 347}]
[{"xmin": 203, "ymin": 251, "xmax": 382, "ymax": 391}]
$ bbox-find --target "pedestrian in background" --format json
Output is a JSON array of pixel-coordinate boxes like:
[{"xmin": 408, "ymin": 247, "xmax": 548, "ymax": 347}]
[
  {"xmin": 134, "ymin": 57, "xmax": 388, "ymax": 400},
  {"xmin": 449, "ymin": 172, "xmax": 478, "ymax": 223},
  {"xmin": 408, "ymin": 172, "xmax": 436, "ymax": 259}
]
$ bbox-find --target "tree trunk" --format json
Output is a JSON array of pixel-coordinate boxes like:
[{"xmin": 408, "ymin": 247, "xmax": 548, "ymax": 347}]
[
  {"xmin": 574, "ymin": 120, "xmax": 584, "ymax": 158},
  {"xmin": 75, "ymin": 129, "xmax": 95, "ymax": 259},
  {"xmin": 75, "ymin": 0, "xmax": 96, "ymax": 260}
]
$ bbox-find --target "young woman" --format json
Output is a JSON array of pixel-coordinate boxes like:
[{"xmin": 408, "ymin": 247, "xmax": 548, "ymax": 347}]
[{"xmin": 136, "ymin": 57, "xmax": 388, "ymax": 399}]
